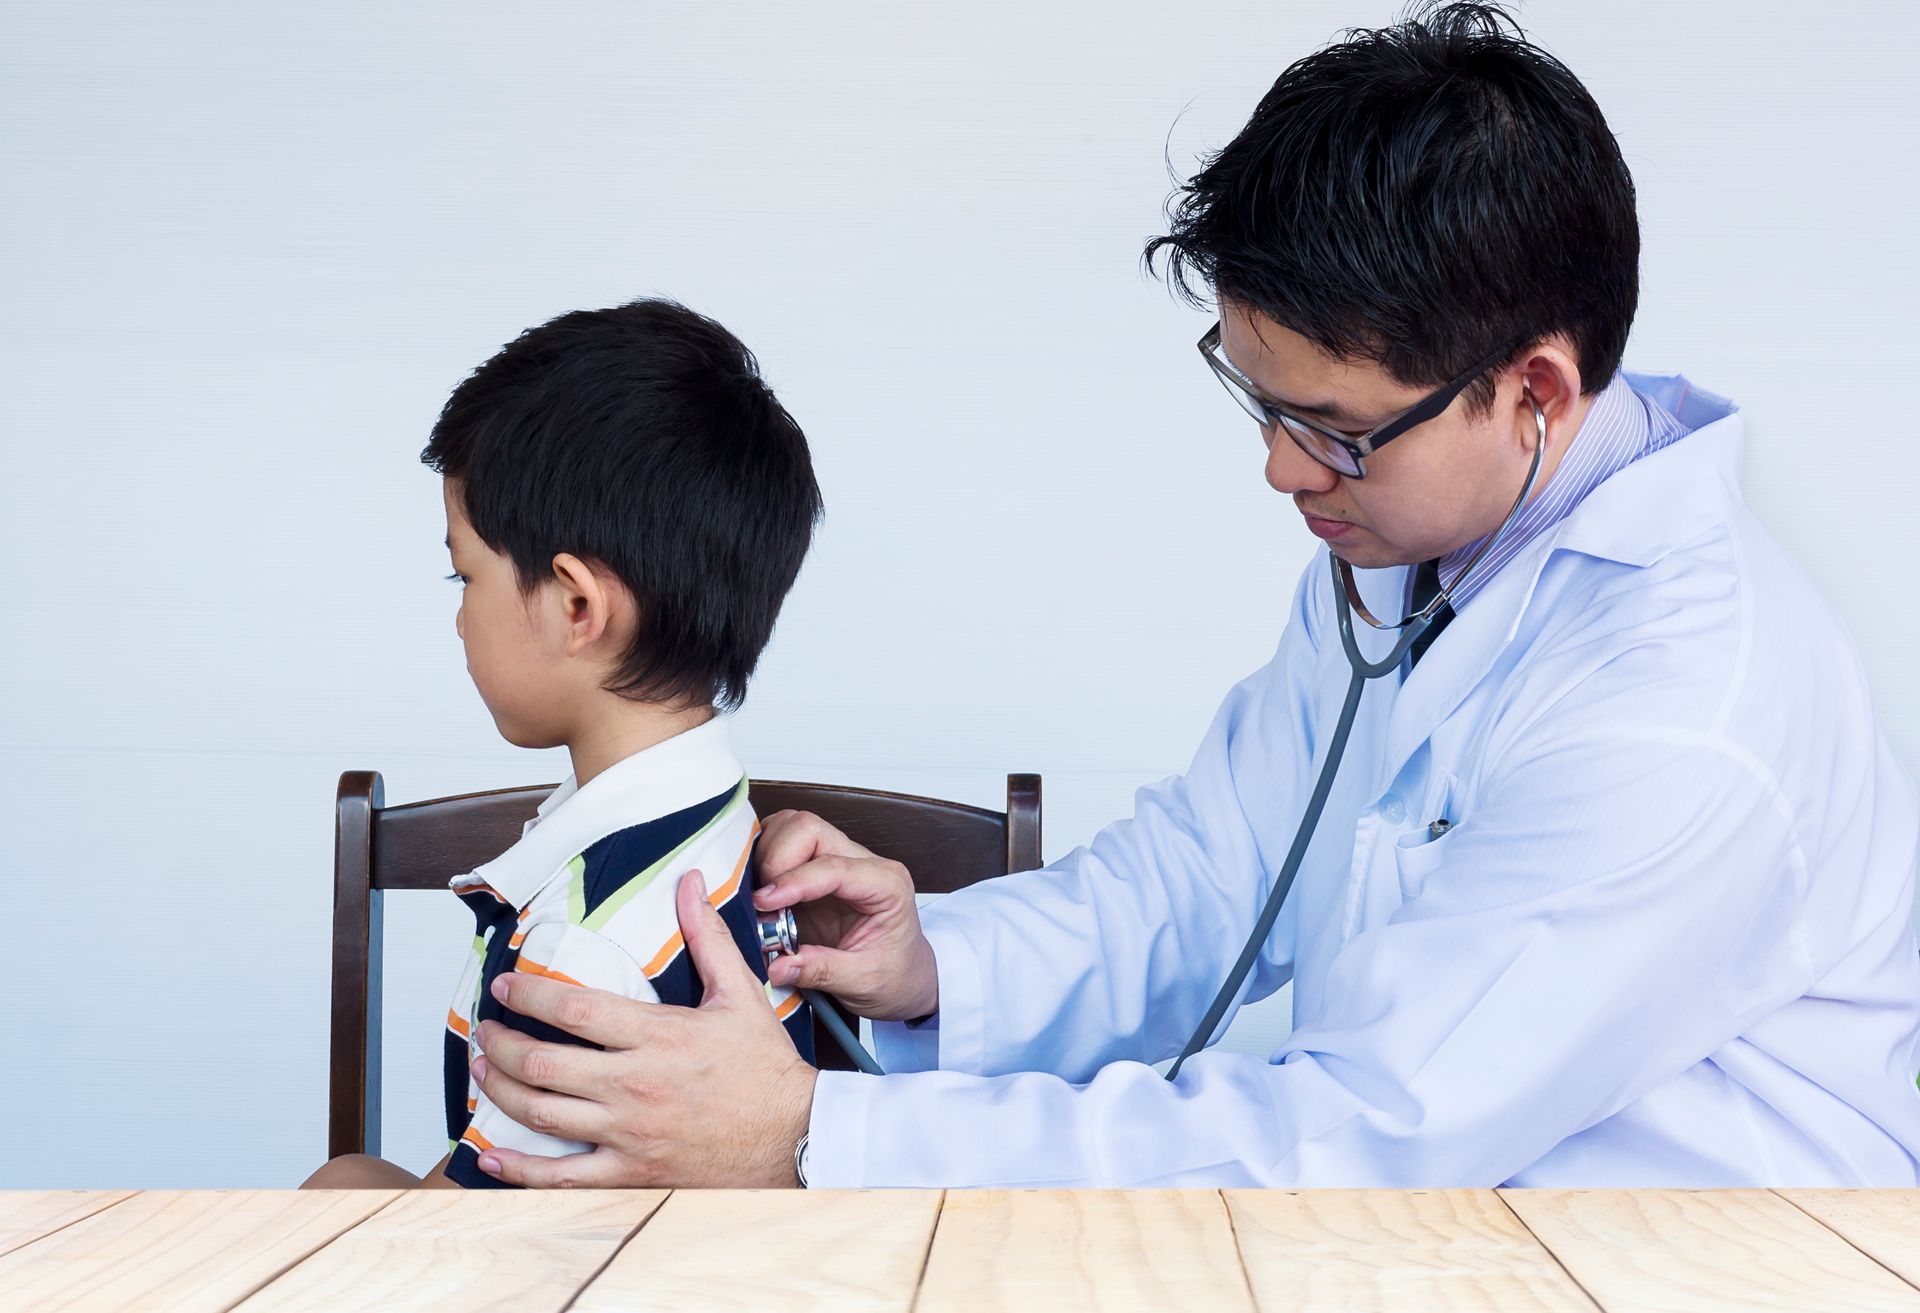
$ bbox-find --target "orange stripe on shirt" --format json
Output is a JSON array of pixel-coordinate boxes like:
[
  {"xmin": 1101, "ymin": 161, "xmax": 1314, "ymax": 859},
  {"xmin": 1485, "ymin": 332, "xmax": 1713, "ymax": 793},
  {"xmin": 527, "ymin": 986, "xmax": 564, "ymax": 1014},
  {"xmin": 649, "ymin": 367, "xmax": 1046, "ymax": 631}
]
[
  {"xmin": 642, "ymin": 821, "xmax": 760, "ymax": 977},
  {"xmin": 461, "ymin": 1126, "xmax": 494, "ymax": 1152},
  {"xmin": 456, "ymin": 881, "xmax": 512, "ymax": 906},
  {"xmin": 515, "ymin": 957, "xmax": 587, "ymax": 988},
  {"xmin": 447, "ymin": 1008, "xmax": 470, "ymax": 1039},
  {"xmin": 774, "ymin": 991, "xmax": 802, "ymax": 1021}
]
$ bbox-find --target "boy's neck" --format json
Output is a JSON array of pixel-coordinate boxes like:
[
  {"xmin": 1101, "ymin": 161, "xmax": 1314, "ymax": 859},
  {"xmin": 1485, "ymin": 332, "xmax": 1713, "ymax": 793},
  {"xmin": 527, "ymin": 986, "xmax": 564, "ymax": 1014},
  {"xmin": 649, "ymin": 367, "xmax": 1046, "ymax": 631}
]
[{"xmin": 565, "ymin": 700, "xmax": 718, "ymax": 790}]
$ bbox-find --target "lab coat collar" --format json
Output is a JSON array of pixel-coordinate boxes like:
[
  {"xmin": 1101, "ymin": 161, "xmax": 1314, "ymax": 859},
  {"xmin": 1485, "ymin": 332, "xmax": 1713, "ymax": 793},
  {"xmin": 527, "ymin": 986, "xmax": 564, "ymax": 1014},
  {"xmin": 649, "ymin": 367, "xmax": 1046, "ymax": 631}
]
[
  {"xmin": 1372, "ymin": 371, "xmax": 1742, "ymax": 786},
  {"xmin": 1552, "ymin": 371, "xmax": 1742, "ymax": 568},
  {"xmin": 449, "ymin": 712, "xmax": 745, "ymax": 910}
]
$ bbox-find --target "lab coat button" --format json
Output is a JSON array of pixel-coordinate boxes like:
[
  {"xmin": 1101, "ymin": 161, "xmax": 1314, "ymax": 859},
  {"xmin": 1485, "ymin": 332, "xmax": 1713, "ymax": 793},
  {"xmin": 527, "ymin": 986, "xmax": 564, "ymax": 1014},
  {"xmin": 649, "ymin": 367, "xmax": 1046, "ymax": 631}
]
[{"xmin": 1380, "ymin": 794, "xmax": 1406, "ymax": 823}]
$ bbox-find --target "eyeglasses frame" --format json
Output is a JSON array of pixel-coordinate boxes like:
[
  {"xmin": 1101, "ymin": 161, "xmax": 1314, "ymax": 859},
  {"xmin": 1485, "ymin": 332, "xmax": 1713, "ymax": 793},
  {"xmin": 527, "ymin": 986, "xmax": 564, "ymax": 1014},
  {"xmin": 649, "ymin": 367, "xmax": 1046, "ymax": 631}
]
[{"xmin": 1198, "ymin": 320, "xmax": 1522, "ymax": 478}]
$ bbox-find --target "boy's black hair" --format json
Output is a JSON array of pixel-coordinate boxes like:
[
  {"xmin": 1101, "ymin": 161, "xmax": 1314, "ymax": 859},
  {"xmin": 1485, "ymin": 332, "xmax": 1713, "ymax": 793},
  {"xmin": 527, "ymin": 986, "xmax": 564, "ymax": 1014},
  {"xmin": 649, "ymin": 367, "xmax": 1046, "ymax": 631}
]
[
  {"xmin": 423, "ymin": 298, "xmax": 822, "ymax": 711},
  {"xmin": 1144, "ymin": 1, "xmax": 1638, "ymax": 416}
]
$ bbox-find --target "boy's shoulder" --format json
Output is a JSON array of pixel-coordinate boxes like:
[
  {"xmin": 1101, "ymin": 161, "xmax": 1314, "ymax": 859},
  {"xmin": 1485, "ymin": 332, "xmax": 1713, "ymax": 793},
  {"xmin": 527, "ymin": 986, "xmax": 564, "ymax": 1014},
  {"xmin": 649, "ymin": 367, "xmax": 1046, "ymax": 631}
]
[
  {"xmin": 503, "ymin": 778, "xmax": 758, "ymax": 1005},
  {"xmin": 566, "ymin": 776, "xmax": 756, "ymax": 935}
]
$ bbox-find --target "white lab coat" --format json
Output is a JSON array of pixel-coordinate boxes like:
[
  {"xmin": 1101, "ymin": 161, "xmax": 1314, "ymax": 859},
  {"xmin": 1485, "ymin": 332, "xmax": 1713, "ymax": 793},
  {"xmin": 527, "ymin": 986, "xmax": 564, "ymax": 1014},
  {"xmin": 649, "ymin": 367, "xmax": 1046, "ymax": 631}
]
[{"xmin": 807, "ymin": 372, "xmax": 1920, "ymax": 1187}]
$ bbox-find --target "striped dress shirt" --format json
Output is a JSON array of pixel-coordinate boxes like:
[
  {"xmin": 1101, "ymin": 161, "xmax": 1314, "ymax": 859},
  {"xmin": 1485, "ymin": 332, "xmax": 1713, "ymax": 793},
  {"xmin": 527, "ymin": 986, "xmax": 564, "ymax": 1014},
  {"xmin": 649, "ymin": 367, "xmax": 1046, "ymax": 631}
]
[{"xmin": 1436, "ymin": 369, "xmax": 1691, "ymax": 610}]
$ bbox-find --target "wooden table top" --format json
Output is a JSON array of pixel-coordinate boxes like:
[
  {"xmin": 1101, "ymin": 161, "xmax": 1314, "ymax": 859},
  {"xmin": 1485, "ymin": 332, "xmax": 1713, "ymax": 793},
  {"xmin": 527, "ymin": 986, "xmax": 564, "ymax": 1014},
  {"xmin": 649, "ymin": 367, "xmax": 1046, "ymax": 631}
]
[{"xmin": 3, "ymin": 1187, "xmax": 1919, "ymax": 1311}]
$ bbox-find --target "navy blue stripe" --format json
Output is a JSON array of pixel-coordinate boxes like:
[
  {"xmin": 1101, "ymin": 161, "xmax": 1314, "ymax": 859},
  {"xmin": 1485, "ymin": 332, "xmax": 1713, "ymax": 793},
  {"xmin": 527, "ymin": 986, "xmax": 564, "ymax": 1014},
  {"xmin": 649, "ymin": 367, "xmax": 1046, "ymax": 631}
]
[
  {"xmin": 577, "ymin": 781, "xmax": 740, "ymax": 922},
  {"xmin": 444, "ymin": 896, "xmax": 518, "ymax": 1145}
]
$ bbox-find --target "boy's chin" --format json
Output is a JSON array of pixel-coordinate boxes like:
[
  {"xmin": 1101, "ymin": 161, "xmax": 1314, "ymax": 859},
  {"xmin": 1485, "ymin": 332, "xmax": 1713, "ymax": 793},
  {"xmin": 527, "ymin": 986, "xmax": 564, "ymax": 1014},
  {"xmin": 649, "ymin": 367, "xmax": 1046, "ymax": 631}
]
[{"xmin": 490, "ymin": 714, "xmax": 563, "ymax": 753}]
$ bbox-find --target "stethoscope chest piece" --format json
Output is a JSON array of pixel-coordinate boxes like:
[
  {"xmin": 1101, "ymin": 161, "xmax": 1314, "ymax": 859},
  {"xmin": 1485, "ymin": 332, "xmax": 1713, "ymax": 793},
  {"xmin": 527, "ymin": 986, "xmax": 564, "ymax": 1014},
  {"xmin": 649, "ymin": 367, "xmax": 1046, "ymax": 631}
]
[{"xmin": 758, "ymin": 906, "xmax": 800, "ymax": 960}]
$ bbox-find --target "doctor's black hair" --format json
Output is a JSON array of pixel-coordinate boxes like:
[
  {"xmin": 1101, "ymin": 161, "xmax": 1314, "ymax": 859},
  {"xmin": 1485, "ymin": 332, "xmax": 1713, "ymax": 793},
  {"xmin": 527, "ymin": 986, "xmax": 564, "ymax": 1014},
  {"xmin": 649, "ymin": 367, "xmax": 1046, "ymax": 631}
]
[
  {"xmin": 422, "ymin": 298, "xmax": 823, "ymax": 712},
  {"xmin": 1144, "ymin": 1, "xmax": 1638, "ymax": 417}
]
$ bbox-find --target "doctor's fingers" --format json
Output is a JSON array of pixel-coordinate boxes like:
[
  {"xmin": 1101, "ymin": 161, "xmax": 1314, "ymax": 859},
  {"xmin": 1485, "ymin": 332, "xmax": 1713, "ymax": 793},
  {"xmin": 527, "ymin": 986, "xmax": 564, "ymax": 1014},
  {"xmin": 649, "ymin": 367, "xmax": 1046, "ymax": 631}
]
[
  {"xmin": 754, "ymin": 809, "xmax": 877, "ymax": 881},
  {"xmin": 475, "ymin": 1144, "xmax": 630, "ymax": 1190},
  {"xmin": 766, "ymin": 943, "xmax": 869, "ymax": 997},
  {"xmin": 469, "ymin": 1048, "xmax": 619, "ymax": 1146},
  {"xmin": 751, "ymin": 851, "xmax": 913, "ymax": 919},
  {"xmin": 490, "ymin": 970, "xmax": 665, "ymax": 1049},
  {"xmin": 474, "ymin": 1016, "xmax": 649, "ymax": 1104}
]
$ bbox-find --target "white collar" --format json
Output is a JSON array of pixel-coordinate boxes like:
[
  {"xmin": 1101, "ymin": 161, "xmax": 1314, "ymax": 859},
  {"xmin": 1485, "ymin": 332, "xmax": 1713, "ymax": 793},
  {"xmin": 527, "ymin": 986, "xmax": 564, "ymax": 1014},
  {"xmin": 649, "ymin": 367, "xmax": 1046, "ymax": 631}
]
[{"xmin": 452, "ymin": 712, "xmax": 744, "ymax": 909}]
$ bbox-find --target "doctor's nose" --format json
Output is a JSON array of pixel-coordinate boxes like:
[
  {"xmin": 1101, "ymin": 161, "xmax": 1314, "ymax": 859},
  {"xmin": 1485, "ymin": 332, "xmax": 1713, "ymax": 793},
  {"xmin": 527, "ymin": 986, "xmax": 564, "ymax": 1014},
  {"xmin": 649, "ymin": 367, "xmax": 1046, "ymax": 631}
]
[{"xmin": 1262, "ymin": 423, "xmax": 1342, "ymax": 497}]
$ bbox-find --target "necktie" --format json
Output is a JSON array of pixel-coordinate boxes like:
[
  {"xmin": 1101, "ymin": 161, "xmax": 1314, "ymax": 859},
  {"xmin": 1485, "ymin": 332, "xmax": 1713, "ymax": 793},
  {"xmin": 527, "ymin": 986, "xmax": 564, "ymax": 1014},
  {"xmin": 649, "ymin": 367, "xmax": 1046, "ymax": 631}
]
[{"xmin": 1407, "ymin": 557, "xmax": 1453, "ymax": 668}]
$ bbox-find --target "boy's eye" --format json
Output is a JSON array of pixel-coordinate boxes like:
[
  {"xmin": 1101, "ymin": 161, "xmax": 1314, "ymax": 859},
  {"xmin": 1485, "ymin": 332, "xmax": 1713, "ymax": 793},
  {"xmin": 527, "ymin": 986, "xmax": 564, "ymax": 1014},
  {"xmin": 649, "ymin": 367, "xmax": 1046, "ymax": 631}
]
[{"xmin": 445, "ymin": 572, "xmax": 468, "ymax": 586}]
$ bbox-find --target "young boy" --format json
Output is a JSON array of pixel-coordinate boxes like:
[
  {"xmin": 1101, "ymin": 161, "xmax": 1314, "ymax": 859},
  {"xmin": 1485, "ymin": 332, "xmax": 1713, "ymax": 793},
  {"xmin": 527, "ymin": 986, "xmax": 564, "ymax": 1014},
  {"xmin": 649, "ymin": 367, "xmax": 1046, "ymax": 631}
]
[{"xmin": 304, "ymin": 299, "xmax": 822, "ymax": 1189}]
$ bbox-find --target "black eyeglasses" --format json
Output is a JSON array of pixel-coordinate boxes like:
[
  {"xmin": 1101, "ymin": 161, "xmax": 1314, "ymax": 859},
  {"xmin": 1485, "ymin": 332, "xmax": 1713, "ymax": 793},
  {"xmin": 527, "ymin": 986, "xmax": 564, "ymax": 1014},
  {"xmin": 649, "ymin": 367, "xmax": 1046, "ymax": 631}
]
[{"xmin": 1198, "ymin": 321, "xmax": 1519, "ymax": 478}]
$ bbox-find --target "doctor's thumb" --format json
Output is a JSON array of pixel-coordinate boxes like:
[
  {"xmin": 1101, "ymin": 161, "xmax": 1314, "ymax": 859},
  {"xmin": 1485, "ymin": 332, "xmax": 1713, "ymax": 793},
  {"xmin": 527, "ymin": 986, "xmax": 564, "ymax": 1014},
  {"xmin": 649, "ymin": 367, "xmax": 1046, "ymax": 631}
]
[
  {"xmin": 679, "ymin": 870, "xmax": 753, "ymax": 1003},
  {"xmin": 768, "ymin": 944, "xmax": 858, "ymax": 997}
]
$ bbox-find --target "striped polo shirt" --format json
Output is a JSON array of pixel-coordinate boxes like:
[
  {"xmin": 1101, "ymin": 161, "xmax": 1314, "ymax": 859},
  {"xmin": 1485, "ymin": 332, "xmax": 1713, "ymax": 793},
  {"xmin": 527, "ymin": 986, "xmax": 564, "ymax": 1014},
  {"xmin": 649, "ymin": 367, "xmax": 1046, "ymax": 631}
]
[
  {"xmin": 1434, "ymin": 369, "xmax": 1692, "ymax": 609},
  {"xmin": 442, "ymin": 714, "xmax": 812, "ymax": 1189}
]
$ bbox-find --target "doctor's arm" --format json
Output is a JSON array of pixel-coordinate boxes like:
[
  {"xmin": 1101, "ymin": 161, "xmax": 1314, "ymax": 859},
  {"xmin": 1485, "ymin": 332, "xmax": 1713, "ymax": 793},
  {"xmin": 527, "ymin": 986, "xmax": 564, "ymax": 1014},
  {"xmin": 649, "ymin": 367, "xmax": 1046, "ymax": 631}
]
[
  {"xmin": 806, "ymin": 723, "xmax": 1814, "ymax": 1188},
  {"xmin": 757, "ymin": 565, "xmax": 1330, "ymax": 1082}
]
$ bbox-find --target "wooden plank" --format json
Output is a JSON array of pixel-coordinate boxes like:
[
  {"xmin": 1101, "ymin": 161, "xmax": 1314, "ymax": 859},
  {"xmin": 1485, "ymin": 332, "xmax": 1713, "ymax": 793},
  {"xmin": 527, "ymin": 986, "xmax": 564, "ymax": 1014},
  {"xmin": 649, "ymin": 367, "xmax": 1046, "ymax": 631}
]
[
  {"xmin": 572, "ymin": 1188, "xmax": 942, "ymax": 1313},
  {"xmin": 1502, "ymin": 1188, "xmax": 1920, "ymax": 1312},
  {"xmin": 235, "ymin": 1188, "xmax": 668, "ymax": 1312},
  {"xmin": 0, "ymin": 1191, "xmax": 137, "ymax": 1259},
  {"xmin": 914, "ymin": 1189, "xmax": 1255, "ymax": 1313},
  {"xmin": 0, "ymin": 1189, "xmax": 399, "ymax": 1313},
  {"xmin": 1226, "ymin": 1188, "xmax": 1599, "ymax": 1312},
  {"xmin": 1778, "ymin": 1190, "xmax": 1920, "ymax": 1291}
]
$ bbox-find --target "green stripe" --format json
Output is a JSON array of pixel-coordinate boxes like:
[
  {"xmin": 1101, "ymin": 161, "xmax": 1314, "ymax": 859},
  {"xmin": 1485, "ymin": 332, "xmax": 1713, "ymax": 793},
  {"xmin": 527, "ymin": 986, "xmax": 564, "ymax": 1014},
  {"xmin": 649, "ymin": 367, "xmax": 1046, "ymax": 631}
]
[
  {"xmin": 565, "ymin": 853, "xmax": 588, "ymax": 925},
  {"xmin": 472, "ymin": 935, "xmax": 486, "ymax": 954},
  {"xmin": 577, "ymin": 778, "xmax": 750, "ymax": 933}
]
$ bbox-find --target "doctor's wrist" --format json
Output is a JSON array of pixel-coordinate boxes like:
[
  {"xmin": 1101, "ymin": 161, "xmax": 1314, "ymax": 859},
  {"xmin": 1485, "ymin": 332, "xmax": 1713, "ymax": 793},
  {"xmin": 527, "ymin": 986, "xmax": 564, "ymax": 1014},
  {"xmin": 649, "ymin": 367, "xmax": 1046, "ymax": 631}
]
[
  {"xmin": 766, "ymin": 1060, "xmax": 817, "ymax": 1189},
  {"xmin": 895, "ymin": 931, "xmax": 939, "ymax": 1022}
]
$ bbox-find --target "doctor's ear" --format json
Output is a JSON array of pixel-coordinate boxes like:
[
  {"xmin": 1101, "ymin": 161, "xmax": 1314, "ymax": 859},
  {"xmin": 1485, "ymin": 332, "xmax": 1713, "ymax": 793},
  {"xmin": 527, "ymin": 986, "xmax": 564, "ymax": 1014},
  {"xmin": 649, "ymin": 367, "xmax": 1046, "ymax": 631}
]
[{"xmin": 1510, "ymin": 344, "xmax": 1584, "ymax": 454}]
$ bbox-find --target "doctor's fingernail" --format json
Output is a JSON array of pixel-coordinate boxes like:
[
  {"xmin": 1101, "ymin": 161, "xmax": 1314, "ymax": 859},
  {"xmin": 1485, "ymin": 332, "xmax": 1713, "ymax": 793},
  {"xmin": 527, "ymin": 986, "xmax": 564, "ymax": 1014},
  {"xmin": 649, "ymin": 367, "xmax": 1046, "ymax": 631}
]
[
  {"xmin": 478, "ymin": 1153, "xmax": 501, "ymax": 1175},
  {"xmin": 471, "ymin": 1055, "xmax": 489, "ymax": 1081},
  {"xmin": 491, "ymin": 975, "xmax": 510, "ymax": 1003}
]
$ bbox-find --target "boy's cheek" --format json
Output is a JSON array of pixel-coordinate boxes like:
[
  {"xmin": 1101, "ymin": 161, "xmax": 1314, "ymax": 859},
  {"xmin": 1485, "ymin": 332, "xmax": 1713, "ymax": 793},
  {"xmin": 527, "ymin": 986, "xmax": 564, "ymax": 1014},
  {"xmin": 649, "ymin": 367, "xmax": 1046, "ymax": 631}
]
[{"xmin": 466, "ymin": 652, "xmax": 547, "ymax": 748}]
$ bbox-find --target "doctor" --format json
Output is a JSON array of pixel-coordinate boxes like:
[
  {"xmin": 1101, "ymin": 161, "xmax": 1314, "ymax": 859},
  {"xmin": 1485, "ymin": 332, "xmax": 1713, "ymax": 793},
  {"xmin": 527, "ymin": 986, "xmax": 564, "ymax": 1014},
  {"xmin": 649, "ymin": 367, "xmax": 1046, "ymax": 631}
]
[{"xmin": 464, "ymin": 2, "xmax": 1920, "ymax": 1188}]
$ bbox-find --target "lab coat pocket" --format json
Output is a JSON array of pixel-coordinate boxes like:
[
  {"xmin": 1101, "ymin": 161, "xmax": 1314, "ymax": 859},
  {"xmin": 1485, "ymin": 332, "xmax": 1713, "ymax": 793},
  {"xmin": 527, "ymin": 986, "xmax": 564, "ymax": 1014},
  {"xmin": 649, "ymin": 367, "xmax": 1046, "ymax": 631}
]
[{"xmin": 1392, "ymin": 772, "xmax": 1461, "ymax": 904}]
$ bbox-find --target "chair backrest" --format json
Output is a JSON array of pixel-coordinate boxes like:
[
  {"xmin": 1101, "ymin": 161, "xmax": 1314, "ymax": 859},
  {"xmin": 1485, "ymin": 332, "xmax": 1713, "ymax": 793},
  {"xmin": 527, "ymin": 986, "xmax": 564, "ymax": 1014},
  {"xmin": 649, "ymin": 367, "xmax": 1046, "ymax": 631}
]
[{"xmin": 330, "ymin": 771, "xmax": 1042, "ymax": 1157}]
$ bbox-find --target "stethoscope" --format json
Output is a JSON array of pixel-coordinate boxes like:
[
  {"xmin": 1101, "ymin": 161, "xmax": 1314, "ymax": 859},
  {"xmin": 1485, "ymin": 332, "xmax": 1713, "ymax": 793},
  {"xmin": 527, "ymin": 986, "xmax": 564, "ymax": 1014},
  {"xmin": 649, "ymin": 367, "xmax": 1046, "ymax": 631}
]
[
  {"xmin": 766, "ymin": 388, "xmax": 1549, "ymax": 1081},
  {"xmin": 757, "ymin": 908, "xmax": 886, "ymax": 1074}
]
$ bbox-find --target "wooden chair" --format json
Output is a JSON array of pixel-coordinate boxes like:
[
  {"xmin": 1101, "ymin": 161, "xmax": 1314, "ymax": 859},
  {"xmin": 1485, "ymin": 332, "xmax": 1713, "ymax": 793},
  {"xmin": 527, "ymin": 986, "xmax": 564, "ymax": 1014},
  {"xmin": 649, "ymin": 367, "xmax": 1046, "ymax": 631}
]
[{"xmin": 330, "ymin": 770, "xmax": 1043, "ymax": 1157}]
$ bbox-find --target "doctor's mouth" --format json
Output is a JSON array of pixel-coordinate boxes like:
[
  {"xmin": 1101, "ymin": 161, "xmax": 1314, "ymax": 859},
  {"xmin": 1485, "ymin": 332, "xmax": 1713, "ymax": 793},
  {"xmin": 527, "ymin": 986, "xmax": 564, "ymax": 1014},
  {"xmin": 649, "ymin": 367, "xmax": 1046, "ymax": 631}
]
[{"xmin": 1302, "ymin": 513, "xmax": 1355, "ymax": 542}]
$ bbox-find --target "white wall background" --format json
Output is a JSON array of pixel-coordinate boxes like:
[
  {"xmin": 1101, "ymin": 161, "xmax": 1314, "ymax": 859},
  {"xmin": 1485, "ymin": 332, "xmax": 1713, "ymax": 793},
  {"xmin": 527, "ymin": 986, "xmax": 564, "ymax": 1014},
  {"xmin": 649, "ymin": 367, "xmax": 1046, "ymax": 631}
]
[{"xmin": 2, "ymin": 1, "xmax": 1915, "ymax": 1188}]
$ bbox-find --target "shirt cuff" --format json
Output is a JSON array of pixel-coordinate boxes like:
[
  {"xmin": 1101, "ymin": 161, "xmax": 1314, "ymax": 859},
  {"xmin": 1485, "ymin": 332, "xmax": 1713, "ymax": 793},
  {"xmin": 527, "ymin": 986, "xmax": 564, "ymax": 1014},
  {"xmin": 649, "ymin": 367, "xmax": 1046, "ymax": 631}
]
[
  {"xmin": 871, "ymin": 1010, "xmax": 941, "ymax": 1073},
  {"xmin": 891, "ymin": 906, "xmax": 988, "ymax": 1074},
  {"xmin": 806, "ymin": 1069, "xmax": 876, "ymax": 1188}
]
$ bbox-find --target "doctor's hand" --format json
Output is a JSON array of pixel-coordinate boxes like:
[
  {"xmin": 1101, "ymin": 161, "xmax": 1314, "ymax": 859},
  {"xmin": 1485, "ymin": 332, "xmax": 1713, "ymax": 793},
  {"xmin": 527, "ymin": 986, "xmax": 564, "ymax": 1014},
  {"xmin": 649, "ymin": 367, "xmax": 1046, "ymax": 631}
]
[
  {"xmin": 467, "ymin": 871, "xmax": 817, "ymax": 1189},
  {"xmin": 752, "ymin": 809, "xmax": 939, "ymax": 1022}
]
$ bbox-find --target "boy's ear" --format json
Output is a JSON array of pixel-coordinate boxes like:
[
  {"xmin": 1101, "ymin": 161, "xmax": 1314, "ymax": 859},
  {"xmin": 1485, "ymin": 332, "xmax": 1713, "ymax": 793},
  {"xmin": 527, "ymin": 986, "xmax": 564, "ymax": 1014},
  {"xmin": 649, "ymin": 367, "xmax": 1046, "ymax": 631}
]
[{"xmin": 547, "ymin": 552, "xmax": 631, "ymax": 657}]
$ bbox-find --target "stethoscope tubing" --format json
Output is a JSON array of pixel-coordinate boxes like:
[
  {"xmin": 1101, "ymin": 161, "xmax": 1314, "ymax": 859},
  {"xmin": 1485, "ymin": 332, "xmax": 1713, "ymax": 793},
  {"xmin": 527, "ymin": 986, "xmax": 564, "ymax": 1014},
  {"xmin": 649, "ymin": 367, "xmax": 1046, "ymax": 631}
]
[{"xmin": 1166, "ymin": 388, "xmax": 1548, "ymax": 1080}]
